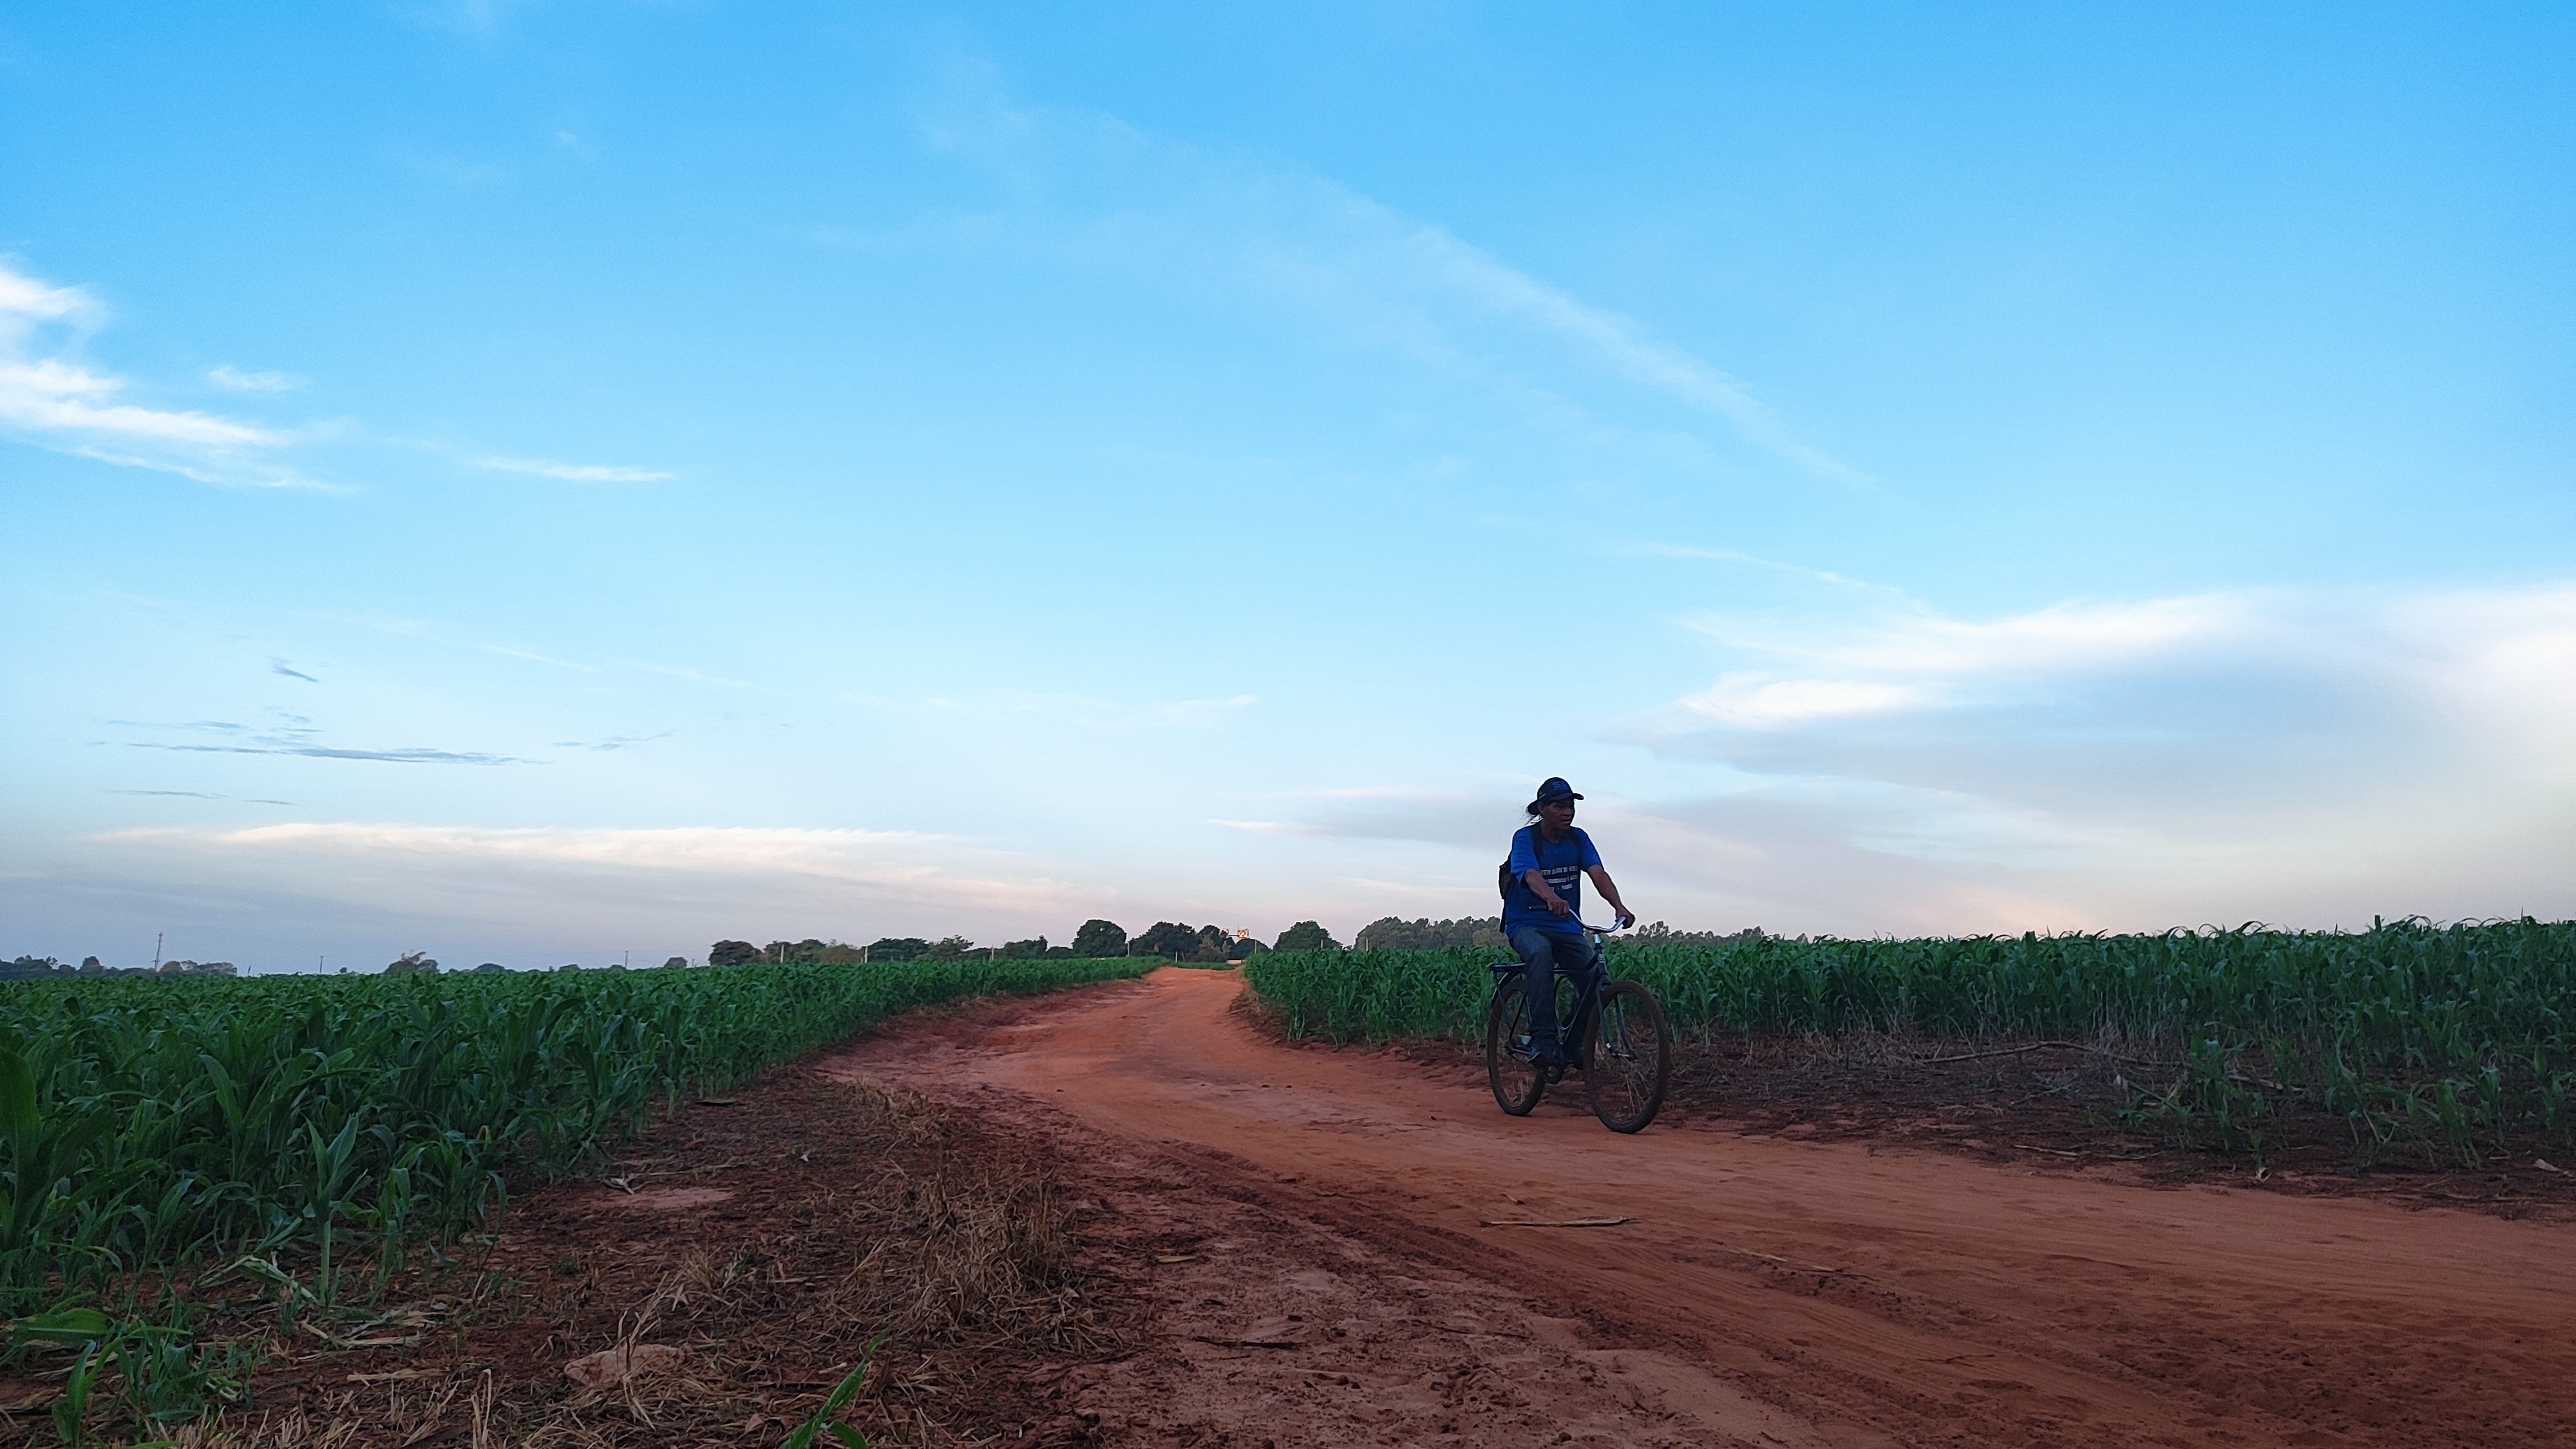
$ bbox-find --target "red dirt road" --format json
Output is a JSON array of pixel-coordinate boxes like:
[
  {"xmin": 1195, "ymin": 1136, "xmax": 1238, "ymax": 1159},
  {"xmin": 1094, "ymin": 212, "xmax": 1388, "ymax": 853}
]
[{"xmin": 829, "ymin": 969, "xmax": 2576, "ymax": 1448}]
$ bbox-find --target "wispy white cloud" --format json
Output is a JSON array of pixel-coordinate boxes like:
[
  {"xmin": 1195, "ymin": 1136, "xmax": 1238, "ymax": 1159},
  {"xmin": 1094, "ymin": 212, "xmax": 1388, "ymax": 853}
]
[
  {"xmin": 403, "ymin": 0, "xmax": 526, "ymax": 39},
  {"xmin": 484, "ymin": 643, "xmax": 601, "ymax": 672},
  {"xmin": 1374, "ymin": 220, "xmax": 1871, "ymax": 484},
  {"xmin": 1681, "ymin": 673, "xmax": 1926, "ymax": 728},
  {"xmin": 126, "ymin": 741, "xmax": 536, "ymax": 765},
  {"xmin": 1683, "ymin": 592, "xmax": 2257, "ymax": 677},
  {"xmin": 395, "ymin": 149, "xmax": 508, "ymax": 189},
  {"xmin": 0, "ymin": 359, "xmax": 277, "ymax": 446},
  {"xmin": 1627, "ymin": 542, "xmax": 1912, "ymax": 599},
  {"xmin": 640, "ymin": 662, "xmax": 755, "ymax": 688},
  {"xmin": 549, "ymin": 731, "xmax": 675, "ymax": 753},
  {"xmin": 1144, "ymin": 693, "xmax": 1256, "ymax": 726},
  {"xmin": 208, "ymin": 365, "xmax": 302, "ymax": 392},
  {"xmin": 475, "ymin": 455, "xmax": 674, "ymax": 482},
  {"xmin": 107, "ymin": 789, "xmax": 296, "ymax": 806},
  {"xmin": 1629, "ymin": 580, "xmax": 2576, "ymax": 928},
  {"xmin": 1206, "ymin": 818, "xmax": 1323, "ymax": 837},
  {"xmin": 0, "ymin": 264, "xmax": 91, "ymax": 333},
  {"xmin": 1663, "ymin": 592, "xmax": 2260, "ymax": 728},
  {"xmin": 144, "ymin": 823, "xmax": 930, "ymax": 873},
  {"xmin": 0, "ymin": 261, "xmax": 309, "ymax": 485},
  {"xmin": 904, "ymin": 68, "xmax": 1864, "ymax": 486},
  {"xmin": 1209, "ymin": 582, "xmax": 2575, "ymax": 934},
  {"xmin": 111, "ymin": 715, "xmax": 536, "ymax": 766},
  {"xmin": 921, "ymin": 692, "xmax": 1257, "ymax": 732},
  {"xmin": 94, "ymin": 822, "xmax": 1094, "ymax": 925}
]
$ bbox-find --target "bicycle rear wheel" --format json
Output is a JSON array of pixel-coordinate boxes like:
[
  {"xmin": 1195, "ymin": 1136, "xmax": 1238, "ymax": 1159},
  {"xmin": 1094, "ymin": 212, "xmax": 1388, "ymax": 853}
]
[
  {"xmin": 1584, "ymin": 980, "xmax": 1671, "ymax": 1133},
  {"xmin": 1484, "ymin": 980, "xmax": 1546, "ymax": 1116}
]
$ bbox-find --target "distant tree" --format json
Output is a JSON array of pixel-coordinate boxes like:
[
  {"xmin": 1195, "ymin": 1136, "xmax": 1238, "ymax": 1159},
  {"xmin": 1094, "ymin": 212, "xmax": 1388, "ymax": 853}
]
[
  {"xmin": 1070, "ymin": 919, "xmax": 1129, "ymax": 958},
  {"xmin": 866, "ymin": 937, "xmax": 931, "ymax": 961},
  {"xmin": 764, "ymin": 938, "xmax": 862, "ymax": 964},
  {"xmin": 477, "ymin": 962, "xmax": 510, "ymax": 973},
  {"xmin": 1631, "ymin": 922, "xmax": 1765, "ymax": 946},
  {"xmin": 1189, "ymin": 925, "xmax": 1235, "ymax": 963},
  {"xmin": 79, "ymin": 956, "xmax": 103, "ymax": 974},
  {"xmin": 384, "ymin": 952, "xmax": 440, "ymax": 975},
  {"xmin": 1231, "ymin": 936, "xmax": 1268, "ymax": 960},
  {"xmin": 659, "ymin": 957, "xmax": 688, "ymax": 969},
  {"xmin": 1132, "ymin": 922, "xmax": 1200, "ymax": 959},
  {"xmin": 708, "ymin": 940, "xmax": 759, "ymax": 968},
  {"xmin": 1354, "ymin": 917, "xmax": 1502, "ymax": 951},
  {"xmin": 1274, "ymin": 921, "xmax": 1340, "ymax": 952},
  {"xmin": 1355, "ymin": 918, "xmax": 1406, "ymax": 950},
  {"xmin": 1044, "ymin": 945, "xmax": 1075, "ymax": 959},
  {"xmin": 1000, "ymin": 937, "xmax": 1049, "ymax": 960},
  {"xmin": 927, "ymin": 934, "xmax": 976, "ymax": 960}
]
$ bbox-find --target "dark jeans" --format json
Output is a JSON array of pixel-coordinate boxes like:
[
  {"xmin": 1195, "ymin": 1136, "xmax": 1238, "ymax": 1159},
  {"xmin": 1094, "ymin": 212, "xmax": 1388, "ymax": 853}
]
[{"xmin": 1509, "ymin": 923, "xmax": 1596, "ymax": 1063}]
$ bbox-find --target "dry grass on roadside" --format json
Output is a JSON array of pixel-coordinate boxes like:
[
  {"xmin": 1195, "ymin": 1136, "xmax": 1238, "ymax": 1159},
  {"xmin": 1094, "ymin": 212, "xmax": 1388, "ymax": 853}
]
[{"xmin": 162, "ymin": 1078, "xmax": 1117, "ymax": 1449}]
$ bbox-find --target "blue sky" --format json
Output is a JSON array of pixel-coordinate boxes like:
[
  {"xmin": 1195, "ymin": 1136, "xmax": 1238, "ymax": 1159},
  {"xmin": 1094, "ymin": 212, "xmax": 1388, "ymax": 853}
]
[{"xmin": 4, "ymin": 3, "xmax": 2570, "ymax": 970}]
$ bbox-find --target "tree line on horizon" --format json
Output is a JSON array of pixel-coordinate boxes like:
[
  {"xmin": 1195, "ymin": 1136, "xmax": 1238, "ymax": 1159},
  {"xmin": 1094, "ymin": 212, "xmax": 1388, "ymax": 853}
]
[
  {"xmin": 1347, "ymin": 917, "xmax": 1768, "ymax": 951},
  {"xmin": 2, "ymin": 918, "xmax": 1772, "ymax": 985},
  {"xmin": 707, "ymin": 916, "xmax": 1770, "ymax": 969},
  {"xmin": 3, "ymin": 953, "xmax": 238, "ymax": 980},
  {"xmin": 707, "ymin": 917, "xmax": 1349, "ymax": 969}
]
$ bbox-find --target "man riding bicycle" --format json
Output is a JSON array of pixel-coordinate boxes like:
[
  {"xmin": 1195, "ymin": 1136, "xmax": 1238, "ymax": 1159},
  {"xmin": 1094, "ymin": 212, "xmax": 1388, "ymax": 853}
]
[{"xmin": 1504, "ymin": 777, "xmax": 1635, "ymax": 1080}]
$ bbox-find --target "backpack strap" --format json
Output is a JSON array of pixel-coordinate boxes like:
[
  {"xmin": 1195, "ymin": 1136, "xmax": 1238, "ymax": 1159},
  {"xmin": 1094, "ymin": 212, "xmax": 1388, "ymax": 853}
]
[{"xmin": 1502, "ymin": 824, "xmax": 1578, "ymax": 903}]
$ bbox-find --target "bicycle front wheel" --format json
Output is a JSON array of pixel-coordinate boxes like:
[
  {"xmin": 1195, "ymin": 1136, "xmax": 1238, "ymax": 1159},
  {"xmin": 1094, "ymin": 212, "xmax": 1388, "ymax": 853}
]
[
  {"xmin": 1484, "ymin": 980, "xmax": 1546, "ymax": 1116},
  {"xmin": 1584, "ymin": 980, "xmax": 1671, "ymax": 1133}
]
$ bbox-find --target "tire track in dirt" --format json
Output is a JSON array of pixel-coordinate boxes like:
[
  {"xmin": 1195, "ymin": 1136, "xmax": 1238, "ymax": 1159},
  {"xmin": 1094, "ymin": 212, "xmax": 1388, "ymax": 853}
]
[{"xmin": 826, "ymin": 969, "xmax": 2576, "ymax": 1448}]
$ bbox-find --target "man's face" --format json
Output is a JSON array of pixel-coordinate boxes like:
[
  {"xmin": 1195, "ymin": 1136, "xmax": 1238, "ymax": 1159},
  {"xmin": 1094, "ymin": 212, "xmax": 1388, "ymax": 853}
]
[{"xmin": 1539, "ymin": 799, "xmax": 1576, "ymax": 831}]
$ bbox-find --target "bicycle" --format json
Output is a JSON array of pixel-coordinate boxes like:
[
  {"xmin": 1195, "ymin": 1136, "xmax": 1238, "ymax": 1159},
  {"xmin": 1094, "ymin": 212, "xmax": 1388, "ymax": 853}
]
[{"xmin": 1483, "ymin": 922, "xmax": 1672, "ymax": 1133}]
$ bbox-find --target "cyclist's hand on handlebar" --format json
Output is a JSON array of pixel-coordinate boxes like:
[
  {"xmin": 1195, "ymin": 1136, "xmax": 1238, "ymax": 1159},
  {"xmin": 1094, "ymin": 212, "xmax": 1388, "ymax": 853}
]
[
  {"xmin": 1615, "ymin": 910, "xmax": 1635, "ymax": 930},
  {"xmin": 1547, "ymin": 895, "xmax": 1573, "ymax": 916}
]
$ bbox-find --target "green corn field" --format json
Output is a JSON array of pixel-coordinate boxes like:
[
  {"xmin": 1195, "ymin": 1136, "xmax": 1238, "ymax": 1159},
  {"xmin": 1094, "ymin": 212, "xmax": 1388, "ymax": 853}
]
[
  {"xmin": 0, "ymin": 956, "xmax": 1149, "ymax": 1323},
  {"xmin": 1244, "ymin": 917, "xmax": 2576, "ymax": 1157}
]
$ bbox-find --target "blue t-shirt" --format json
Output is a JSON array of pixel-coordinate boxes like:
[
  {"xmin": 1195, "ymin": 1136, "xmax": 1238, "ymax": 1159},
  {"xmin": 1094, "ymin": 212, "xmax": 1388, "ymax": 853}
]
[{"xmin": 1502, "ymin": 825, "xmax": 1603, "ymax": 933}]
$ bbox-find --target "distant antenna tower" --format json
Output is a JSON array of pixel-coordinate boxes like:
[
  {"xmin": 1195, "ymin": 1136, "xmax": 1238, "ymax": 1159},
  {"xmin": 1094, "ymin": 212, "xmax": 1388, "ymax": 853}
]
[{"xmin": 153, "ymin": 931, "xmax": 164, "ymax": 970}]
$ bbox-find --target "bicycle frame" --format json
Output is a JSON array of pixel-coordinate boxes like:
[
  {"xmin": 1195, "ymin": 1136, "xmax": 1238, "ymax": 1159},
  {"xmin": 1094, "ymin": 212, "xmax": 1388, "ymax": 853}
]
[
  {"xmin": 1488, "ymin": 929, "xmax": 1612, "ymax": 1068},
  {"xmin": 1484, "ymin": 922, "xmax": 1670, "ymax": 1131}
]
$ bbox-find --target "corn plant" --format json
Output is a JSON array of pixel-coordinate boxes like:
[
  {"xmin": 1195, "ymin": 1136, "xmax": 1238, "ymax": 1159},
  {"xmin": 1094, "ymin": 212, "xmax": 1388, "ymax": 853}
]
[
  {"xmin": 0, "ymin": 956, "xmax": 1150, "ymax": 1320},
  {"xmin": 1245, "ymin": 917, "xmax": 2574, "ymax": 1157},
  {"xmin": 781, "ymin": 1333, "xmax": 884, "ymax": 1449}
]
